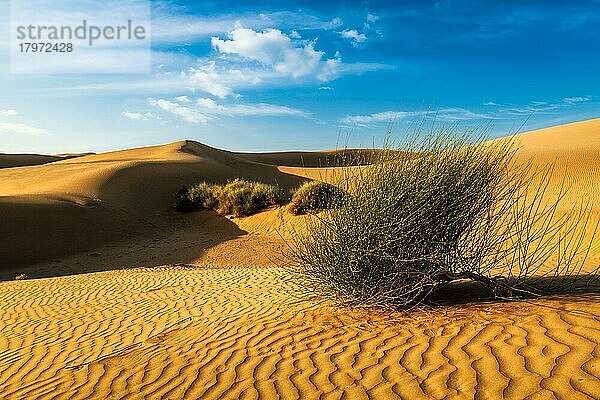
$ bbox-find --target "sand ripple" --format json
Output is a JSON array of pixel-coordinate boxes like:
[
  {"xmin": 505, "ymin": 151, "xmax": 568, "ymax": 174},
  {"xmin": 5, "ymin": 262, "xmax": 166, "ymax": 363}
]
[{"xmin": 1, "ymin": 266, "xmax": 599, "ymax": 399}]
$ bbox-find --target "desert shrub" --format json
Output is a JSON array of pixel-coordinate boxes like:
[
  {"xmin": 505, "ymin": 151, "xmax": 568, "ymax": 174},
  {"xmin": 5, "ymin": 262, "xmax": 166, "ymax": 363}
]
[
  {"xmin": 288, "ymin": 132, "xmax": 597, "ymax": 308},
  {"xmin": 175, "ymin": 187, "xmax": 195, "ymax": 212},
  {"xmin": 176, "ymin": 179, "xmax": 284, "ymax": 217},
  {"xmin": 288, "ymin": 180, "xmax": 346, "ymax": 215},
  {"xmin": 217, "ymin": 179, "xmax": 285, "ymax": 217},
  {"xmin": 175, "ymin": 183, "xmax": 220, "ymax": 212},
  {"xmin": 189, "ymin": 182, "xmax": 221, "ymax": 209},
  {"xmin": 15, "ymin": 274, "xmax": 27, "ymax": 280}
]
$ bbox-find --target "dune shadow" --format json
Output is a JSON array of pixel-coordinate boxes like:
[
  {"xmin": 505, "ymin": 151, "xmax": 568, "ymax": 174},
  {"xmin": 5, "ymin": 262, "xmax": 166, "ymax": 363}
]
[{"xmin": 0, "ymin": 158, "xmax": 304, "ymax": 281}]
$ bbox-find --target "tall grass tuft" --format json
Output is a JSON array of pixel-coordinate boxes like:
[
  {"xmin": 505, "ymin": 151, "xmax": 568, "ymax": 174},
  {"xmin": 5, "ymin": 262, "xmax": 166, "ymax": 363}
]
[{"xmin": 287, "ymin": 132, "xmax": 597, "ymax": 308}]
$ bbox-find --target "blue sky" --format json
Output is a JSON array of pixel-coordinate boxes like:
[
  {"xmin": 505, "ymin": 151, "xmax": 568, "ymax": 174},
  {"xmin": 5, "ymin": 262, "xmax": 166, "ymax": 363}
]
[{"xmin": 0, "ymin": 0, "xmax": 599, "ymax": 153}]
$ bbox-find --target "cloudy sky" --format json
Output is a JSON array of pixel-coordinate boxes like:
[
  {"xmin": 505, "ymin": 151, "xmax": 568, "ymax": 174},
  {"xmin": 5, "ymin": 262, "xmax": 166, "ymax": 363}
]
[{"xmin": 1, "ymin": 0, "xmax": 599, "ymax": 153}]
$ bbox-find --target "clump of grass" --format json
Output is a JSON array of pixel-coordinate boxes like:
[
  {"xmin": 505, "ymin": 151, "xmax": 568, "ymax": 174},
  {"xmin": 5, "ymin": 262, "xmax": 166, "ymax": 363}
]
[
  {"xmin": 176, "ymin": 179, "xmax": 285, "ymax": 217},
  {"xmin": 287, "ymin": 131, "xmax": 597, "ymax": 309},
  {"xmin": 288, "ymin": 180, "xmax": 346, "ymax": 215},
  {"xmin": 217, "ymin": 179, "xmax": 285, "ymax": 217},
  {"xmin": 15, "ymin": 274, "xmax": 27, "ymax": 281},
  {"xmin": 175, "ymin": 182, "xmax": 220, "ymax": 212}
]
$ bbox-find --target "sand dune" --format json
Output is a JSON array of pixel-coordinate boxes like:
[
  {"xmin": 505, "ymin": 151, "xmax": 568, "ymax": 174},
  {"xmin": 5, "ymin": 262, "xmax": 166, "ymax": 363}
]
[
  {"xmin": 1, "ymin": 119, "xmax": 600, "ymax": 398},
  {"xmin": 0, "ymin": 141, "xmax": 312, "ymax": 275},
  {"xmin": 0, "ymin": 154, "xmax": 64, "ymax": 169}
]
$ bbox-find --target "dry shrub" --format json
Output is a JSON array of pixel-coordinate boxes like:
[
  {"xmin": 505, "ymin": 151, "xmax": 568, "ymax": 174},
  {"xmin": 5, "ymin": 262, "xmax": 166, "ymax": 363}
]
[
  {"xmin": 287, "ymin": 132, "xmax": 598, "ymax": 308},
  {"xmin": 217, "ymin": 180, "xmax": 284, "ymax": 217},
  {"xmin": 288, "ymin": 180, "xmax": 345, "ymax": 215},
  {"xmin": 176, "ymin": 179, "xmax": 284, "ymax": 217}
]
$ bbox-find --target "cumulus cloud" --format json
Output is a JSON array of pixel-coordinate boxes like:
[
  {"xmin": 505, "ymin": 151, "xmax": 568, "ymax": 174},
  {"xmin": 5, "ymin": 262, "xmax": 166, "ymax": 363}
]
[
  {"xmin": 211, "ymin": 28, "xmax": 341, "ymax": 79},
  {"xmin": 148, "ymin": 98, "xmax": 211, "ymax": 124},
  {"xmin": 178, "ymin": 27, "xmax": 383, "ymax": 98},
  {"xmin": 0, "ymin": 109, "xmax": 18, "ymax": 117},
  {"xmin": 340, "ymin": 29, "xmax": 367, "ymax": 46},
  {"xmin": 187, "ymin": 61, "xmax": 238, "ymax": 98},
  {"xmin": 0, "ymin": 122, "xmax": 48, "ymax": 136}
]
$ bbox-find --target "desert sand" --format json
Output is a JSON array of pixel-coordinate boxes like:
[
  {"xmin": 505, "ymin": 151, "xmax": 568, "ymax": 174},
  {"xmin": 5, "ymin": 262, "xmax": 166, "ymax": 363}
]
[{"xmin": 1, "ymin": 119, "xmax": 600, "ymax": 399}]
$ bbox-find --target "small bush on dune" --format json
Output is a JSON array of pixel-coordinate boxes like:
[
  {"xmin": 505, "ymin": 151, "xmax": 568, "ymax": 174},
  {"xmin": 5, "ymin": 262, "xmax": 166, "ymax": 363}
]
[
  {"xmin": 176, "ymin": 179, "xmax": 285, "ymax": 217},
  {"xmin": 189, "ymin": 182, "xmax": 221, "ymax": 209},
  {"xmin": 175, "ymin": 183, "xmax": 220, "ymax": 212},
  {"xmin": 288, "ymin": 132, "xmax": 597, "ymax": 309},
  {"xmin": 218, "ymin": 179, "xmax": 285, "ymax": 217},
  {"xmin": 288, "ymin": 180, "xmax": 346, "ymax": 215}
]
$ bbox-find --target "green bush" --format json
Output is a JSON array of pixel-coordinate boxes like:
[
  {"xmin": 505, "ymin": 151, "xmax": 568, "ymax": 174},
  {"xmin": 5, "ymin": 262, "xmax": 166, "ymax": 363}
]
[
  {"xmin": 217, "ymin": 179, "xmax": 285, "ymax": 217},
  {"xmin": 176, "ymin": 179, "xmax": 284, "ymax": 217},
  {"xmin": 287, "ymin": 132, "xmax": 596, "ymax": 308},
  {"xmin": 175, "ymin": 183, "xmax": 220, "ymax": 212},
  {"xmin": 288, "ymin": 180, "xmax": 345, "ymax": 215}
]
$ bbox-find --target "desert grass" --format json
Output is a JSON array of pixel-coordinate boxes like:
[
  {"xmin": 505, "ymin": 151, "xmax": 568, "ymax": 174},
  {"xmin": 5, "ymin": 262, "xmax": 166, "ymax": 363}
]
[
  {"xmin": 287, "ymin": 180, "xmax": 346, "ymax": 215},
  {"xmin": 287, "ymin": 131, "xmax": 599, "ymax": 309},
  {"xmin": 176, "ymin": 179, "xmax": 285, "ymax": 217}
]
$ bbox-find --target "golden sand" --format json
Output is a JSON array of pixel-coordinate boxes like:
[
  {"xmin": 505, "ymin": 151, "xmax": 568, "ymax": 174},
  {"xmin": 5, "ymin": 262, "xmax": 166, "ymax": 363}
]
[{"xmin": 1, "ymin": 119, "xmax": 600, "ymax": 398}]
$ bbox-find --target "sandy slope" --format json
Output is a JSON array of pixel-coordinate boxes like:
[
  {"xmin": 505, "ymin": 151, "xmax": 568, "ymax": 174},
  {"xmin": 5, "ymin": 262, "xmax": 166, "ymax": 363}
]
[
  {"xmin": 1, "ymin": 119, "xmax": 600, "ymax": 398},
  {"xmin": 0, "ymin": 141, "xmax": 314, "ymax": 275}
]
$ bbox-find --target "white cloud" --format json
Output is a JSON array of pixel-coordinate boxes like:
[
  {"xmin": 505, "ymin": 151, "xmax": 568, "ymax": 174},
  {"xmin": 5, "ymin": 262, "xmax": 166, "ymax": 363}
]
[
  {"xmin": 197, "ymin": 98, "xmax": 218, "ymax": 108},
  {"xmin": 289, "ymin": 30, "xmax": 301, "ymax": 39},
  {"xmin": 195, "ymin": 98, "xmax": 308, "ymax": 117},
  {"xmin": 187, "ymin": 61, "xmax": 238, "ymax": 98},
  {"xmin": 0, "ymin": 109, "xmax": 18, "ymax": 117},
  {"xmin": 211, "ymin": 28, "xmax": 340, "ymax": 79},
  {"xmin": 121, "ymin": 111, "xmax": 157, "ymax": 121},
  {"xmin": 341, "ymin": 108, "xmax": 492, "ymax": 126},
  {"xmin": 148, "ymin": 98, "xmax": 211, "ymax": 124},
  {"xmin": 148, "ymin": 96, "xmax": 307, "ymax": 124},
  {"xmin": 330, "ymin": 17, "xmax": 344, "ymax": 28},
  {"xmin": 151, "ymin": 11, "xmax": 348, "ymax": 43},
  {"xmin": 0, "ymin": 122, "xmax": 48, "ymax": 136},
  {"xmin": 340, "ymin": 29, "xmax": 367, "ymax": 45},
  {"xmin": 318, "ymin": 86, "xmax": 334, "ymax": 91},
  {"xmin": 341, "ymin": 111, "xmax": 416, "ymax": 125},
  {"xmin": 498, "ymin": 96, "xmax": 594, "ymax": 116},
  {"xmin": 175, "ymin": 96, "xmax": 191, "ymax": 103},
  {"xmin": 179, "ymin": 27, "xmax": 386, "ymax": 98},
  {"xmin": 562, "ymin": 96, "xmax": 592, "ymax": 104},
  {"xmin": 367, "ymin": 14, "xmax": 379, "ymax": 23}
]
